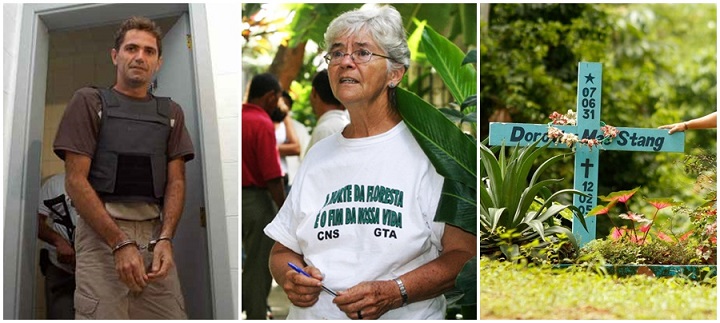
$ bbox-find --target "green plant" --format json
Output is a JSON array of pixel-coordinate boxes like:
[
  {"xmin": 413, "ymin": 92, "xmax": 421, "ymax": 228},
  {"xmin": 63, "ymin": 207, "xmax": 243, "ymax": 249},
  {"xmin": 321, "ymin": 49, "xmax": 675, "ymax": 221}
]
[
  {"xmin": 395, "ymin": 24, "xmax": 476, "ymax": 314},
  {"xmin": 480, "ymin": 257, "xmax": 717, "ymax": 319},
  {"xmin": 688, "ymin": 206, "xmax": 717, "ymax": 264},
  {"xmin": 586, "ymin": 185, "xmax": 717, "ymax": 265},
  {"xmin": 682, "ymin": 150, "xmax": 717, "ymax": 264},
  {"xmin": 588, "ymin": 188, "xmax": 681, "ymax": 244},
  {"xmin": 578, "ymin": 238, "xmax": 697, "ymax": 265},
  {"xmin": 480, "ymin": 139, "xmax": 588, "ymax": 260}
]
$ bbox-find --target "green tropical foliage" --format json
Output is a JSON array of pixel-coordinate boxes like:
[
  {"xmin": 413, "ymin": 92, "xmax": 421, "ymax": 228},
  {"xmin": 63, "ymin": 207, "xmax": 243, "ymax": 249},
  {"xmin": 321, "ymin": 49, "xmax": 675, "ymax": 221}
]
[
  {"xmin": 480, "ymin": 139, "xmax": 589, "ymax": 260},
  {"xmin": 283, "ymin": 3, "xmax": 477, "ymax": 49},
  {"xmin": 243, "ymin": 3, "xmax": 476, "ymax": 133},
  {"xmin": 480, "ymin": 4, "xmax": 716, "ymax": 238},
  {"xmin": 395, "ymin": 24, "xmax": 477, "ymax": 311}
]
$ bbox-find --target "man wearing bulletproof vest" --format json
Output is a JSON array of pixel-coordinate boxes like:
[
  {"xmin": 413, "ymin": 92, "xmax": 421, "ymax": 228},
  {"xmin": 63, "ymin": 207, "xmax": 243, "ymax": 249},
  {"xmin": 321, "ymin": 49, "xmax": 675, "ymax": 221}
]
[{"xmin": 53, "ymin": 16, "xmax": 194, "ymax": 319}]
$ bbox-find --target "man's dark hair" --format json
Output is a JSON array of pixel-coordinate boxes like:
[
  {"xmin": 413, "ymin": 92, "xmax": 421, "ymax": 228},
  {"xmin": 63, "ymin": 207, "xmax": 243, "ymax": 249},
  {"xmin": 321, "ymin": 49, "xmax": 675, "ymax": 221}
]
[
  {"xmin": 312, "ymin": 70, "xmax": 341, "ymax": 106},
  {"xmin": 248, "ymin": 73, "xmax": 282, "ymax": 100},
  {"xmin": 114, "ymin": 16, "xmax": 163, "ymax": 57},
  {"xmin": 281, "ymin": 91, "xmax": 294, "ymax": 108}
]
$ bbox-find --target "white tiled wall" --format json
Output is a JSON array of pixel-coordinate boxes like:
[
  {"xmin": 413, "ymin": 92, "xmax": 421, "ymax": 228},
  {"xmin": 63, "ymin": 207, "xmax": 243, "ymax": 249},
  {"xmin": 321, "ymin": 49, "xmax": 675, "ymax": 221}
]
[
  {"xmin": 205, "ymin": 3, "xmax": 241, "ymax": 318},
  {"xmin": 3, "ymin": 3, "xmax": 22, "ymax": 188}
]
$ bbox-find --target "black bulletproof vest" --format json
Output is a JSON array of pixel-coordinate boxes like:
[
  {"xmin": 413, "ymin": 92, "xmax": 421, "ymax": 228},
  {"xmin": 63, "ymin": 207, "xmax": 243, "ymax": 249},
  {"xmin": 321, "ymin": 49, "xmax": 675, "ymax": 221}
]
[{"xmin": 88, "ymin": 88, "xmax": 171, "ymax": 204}]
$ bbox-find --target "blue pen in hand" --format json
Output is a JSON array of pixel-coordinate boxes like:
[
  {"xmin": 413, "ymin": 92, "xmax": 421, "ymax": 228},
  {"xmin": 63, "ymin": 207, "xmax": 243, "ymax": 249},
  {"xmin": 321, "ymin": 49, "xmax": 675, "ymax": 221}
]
[{"xmin": 288, "ymin": 262, "xmax": 337, "ymax": 296}]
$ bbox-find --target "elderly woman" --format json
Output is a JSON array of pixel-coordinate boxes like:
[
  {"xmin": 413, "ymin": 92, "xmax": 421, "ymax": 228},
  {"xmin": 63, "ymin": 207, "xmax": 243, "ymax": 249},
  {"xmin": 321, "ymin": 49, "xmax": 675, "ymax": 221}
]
[{"xmin": 263, "ymin": 4, "xmax": 476, "ymax": 320}]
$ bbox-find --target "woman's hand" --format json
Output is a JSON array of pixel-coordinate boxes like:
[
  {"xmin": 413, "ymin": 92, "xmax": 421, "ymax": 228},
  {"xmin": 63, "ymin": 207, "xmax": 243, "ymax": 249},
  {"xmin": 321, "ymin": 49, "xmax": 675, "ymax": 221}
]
[
  {"xmin": 333, "ymin": 280, "xmax": 402, "ymax": 320},
  {"xmin": 658, "ymin": 122, "xmax": 687, "ymax": 134},
  {"xmin": 282, "ymin": 265, "xmax": 325, "ymax": 307}
]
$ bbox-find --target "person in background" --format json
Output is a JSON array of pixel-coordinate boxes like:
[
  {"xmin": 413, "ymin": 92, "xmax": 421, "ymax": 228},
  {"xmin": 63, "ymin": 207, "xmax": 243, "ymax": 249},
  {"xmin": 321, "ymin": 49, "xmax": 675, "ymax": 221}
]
[
  {"xmin": 272, "ymin": 91, "xmax": 301, "ymax": 192},
  {"xmin": 306, "ymin": 69, "xmax": 349, "ymax": 153},
  {"xmin": 659, "ymin": 111, "xmax": 717, "ymax": 134},
  {"xmin": 264, "ymin": 5, "xmax": 476, "ymax": 320},
  {"xmin": 37, "ymin": 173, "xmax": 78, "ymax": 319},
  {"xmin": 242, "ymin": 72, "xmax": 286, "ymax": 319},
  {"xmin": 53, "ymin": 16, "xmax": 193, "ymax": 319}
]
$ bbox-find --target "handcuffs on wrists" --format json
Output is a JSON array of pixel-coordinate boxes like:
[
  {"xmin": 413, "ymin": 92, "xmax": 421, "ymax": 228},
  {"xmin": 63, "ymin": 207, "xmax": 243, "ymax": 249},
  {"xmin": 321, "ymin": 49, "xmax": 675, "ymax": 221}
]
[{"xmin": 112, "ymin": 236, "xmax": 172, "ymax": 253}]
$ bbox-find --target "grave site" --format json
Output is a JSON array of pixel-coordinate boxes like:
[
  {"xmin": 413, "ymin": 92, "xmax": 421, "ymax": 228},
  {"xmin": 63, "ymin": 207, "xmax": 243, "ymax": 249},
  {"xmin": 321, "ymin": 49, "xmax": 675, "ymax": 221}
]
[{"xmin": 481, "ymin": 61, "xmax": 716, "ymax": 319}]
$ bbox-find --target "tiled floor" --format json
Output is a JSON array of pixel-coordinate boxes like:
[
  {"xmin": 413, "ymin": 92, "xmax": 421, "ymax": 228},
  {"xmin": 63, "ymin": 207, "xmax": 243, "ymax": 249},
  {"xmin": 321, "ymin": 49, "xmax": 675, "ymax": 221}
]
[
  {"xmin": 241, "ymin": 280, "xmax": 291, "ymax": 320},
  {"xmin": 267, "ymin": 280, "xmax": 291, "ymax": 320}
]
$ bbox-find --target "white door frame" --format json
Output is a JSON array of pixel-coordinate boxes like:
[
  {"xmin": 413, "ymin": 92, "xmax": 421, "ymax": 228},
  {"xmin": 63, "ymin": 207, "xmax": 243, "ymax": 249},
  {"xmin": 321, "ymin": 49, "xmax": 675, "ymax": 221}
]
[{"xmin": 3, "ymin": 3, "xmax": 233, "ymax": 319}]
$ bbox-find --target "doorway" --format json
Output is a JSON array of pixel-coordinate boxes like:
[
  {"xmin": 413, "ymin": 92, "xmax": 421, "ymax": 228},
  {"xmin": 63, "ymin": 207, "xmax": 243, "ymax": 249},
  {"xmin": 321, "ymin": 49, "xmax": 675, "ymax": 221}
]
[{"xmin": 5, "ymin": 3, "xmax": 232, "ymax": 319}]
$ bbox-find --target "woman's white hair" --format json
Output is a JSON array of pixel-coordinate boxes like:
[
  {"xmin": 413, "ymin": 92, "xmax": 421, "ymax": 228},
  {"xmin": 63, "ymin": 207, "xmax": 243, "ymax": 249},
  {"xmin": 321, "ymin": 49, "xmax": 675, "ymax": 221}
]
[{"xmin": 324, "ymin": 4, "xmax": 410, "ymax": 73}]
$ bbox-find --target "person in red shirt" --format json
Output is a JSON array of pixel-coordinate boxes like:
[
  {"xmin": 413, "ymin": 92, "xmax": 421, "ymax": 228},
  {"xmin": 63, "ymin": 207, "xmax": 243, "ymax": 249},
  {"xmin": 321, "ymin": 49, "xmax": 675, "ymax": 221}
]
[{"xmin": 241, "ymin": 72, "xmax": 286, "ymax": 319}]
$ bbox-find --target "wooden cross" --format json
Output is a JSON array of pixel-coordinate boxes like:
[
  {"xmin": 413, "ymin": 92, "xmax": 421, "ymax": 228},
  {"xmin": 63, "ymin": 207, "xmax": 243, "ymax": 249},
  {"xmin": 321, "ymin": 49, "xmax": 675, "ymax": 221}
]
[{"xmin": 488, "ymin": 62, "xmax": 685, "ymax": 247}]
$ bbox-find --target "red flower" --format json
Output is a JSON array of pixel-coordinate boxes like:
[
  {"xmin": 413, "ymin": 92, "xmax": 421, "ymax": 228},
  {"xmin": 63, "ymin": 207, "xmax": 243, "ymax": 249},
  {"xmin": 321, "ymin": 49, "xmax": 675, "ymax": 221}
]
[
  {"xmin": 599, "ymin": 187, "xmax": 640, "ymax": 204},
  {"xmin": 679, "ymin": 230, "xmax": 693, "ymax": 242},
  {"xmin": 647, "ymin": 198, "xmax": 678, "ymax": 211},
  {"xmin": 628, "ymin": 234, "xmax": 645, "ymax": 244},
  {"xmin": 656, "ymin": 231, "xmax": 674, "ymax": 243},
  {"xmin": 587, "ymin": 201, "xmax": 617, "ymax": 216}
]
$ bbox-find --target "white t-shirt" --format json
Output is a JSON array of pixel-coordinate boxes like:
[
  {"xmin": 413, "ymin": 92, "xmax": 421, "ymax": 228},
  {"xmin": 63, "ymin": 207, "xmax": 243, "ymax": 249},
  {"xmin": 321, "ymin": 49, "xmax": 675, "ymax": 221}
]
[
  {"xmin": 306, "ymin": 109, "xmax": 350, "ymax": 153},
  {"xmin": 38, "ymin": 173, "xmax": 79, "ymax": 274},
  {"xmin": 264, "ymin": 121, "xmax": 447, "ymax": 320},
  {"xmin": 275, "ymin": 121, "xmax": 289, "ymax": 175}
]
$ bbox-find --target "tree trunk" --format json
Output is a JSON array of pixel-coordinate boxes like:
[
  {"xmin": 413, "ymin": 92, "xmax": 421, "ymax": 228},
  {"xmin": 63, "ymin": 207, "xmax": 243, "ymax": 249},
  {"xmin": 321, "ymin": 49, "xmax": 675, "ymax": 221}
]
[{"xmin": 268, "ymin": 41, "xmax": 307, "ymax": 91}]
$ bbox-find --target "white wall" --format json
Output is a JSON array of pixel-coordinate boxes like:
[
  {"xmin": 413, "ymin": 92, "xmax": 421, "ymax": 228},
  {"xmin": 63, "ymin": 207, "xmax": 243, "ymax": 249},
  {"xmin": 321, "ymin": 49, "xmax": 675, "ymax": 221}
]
[
  {"xmin": 3, "ymin": 3, "xmax": 22, "ymax": 205},
  {"xmin": 205, "ymin": 3, "xmax": 241, "ymax": 318}
]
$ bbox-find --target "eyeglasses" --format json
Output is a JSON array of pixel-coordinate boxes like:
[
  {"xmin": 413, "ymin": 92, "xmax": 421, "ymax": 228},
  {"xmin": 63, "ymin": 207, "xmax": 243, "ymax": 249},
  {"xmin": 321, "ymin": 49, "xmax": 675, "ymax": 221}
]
[{"xmin": 323, "ymin": 49, "xmax": 393, "ymax": 65}]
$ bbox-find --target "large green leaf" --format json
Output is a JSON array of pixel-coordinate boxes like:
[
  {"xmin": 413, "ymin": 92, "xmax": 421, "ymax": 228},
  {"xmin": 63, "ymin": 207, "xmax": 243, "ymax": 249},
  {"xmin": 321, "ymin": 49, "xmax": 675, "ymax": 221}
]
[
  {"xmin": 534, "ymin": 204, "xmax": 571, "ymax": 226},
  {"xmin": 457, "ymin": 3, "xmax": 477, "ymax": 47},
  {"xmin": 514, "ymin": 178, "xmax": 563, "ymax": 226},
  {"xmin": 526, "ymin": 220, "xmax": 547, "ymax": 240},
  {"xmin": 506, "ymin": 141, "xmax": 546, "ymax": 221},
  {"xmin": 407, "ymin": 19, "xmax": 427, "ymax": 62},
  {"xmin": 394, "ymin": 3, "xmax": 477, "ymax": 47},
  {"xmin": 479, "ymin": 184, "xmax": 492, "ymax": 216},
  {"xmin": 480, "ymin": 143, "xmax": 503, "ymax": 207},
  {"xmin": 420, "ymin": 25, "xmax": 477, "ymax": 106},
  {"xmin": 481, "ymin": 207, "xmax": 506, "ymax": 235},
  {"xmin": 544, "ymin": 226, "xmax": 578, "ymax": 249},
  {"xmin": 535, "ymin": 189, "xmax": 589, "ymax": 231},
  {"xmin": 397, "ymin": 88, "xmax": 477, "ymax": 189},
  {"xmin": 435, "ymin": 179, "xmax": 477, "ymax": 234},
  {"xmin": 454, "ymin": 256, "xmax": 477, "ymax": 306}
]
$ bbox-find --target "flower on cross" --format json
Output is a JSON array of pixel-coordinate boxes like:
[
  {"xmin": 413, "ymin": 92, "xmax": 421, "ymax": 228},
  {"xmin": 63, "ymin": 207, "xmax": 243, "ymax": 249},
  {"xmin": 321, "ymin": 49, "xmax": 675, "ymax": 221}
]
[{"xmin": 546, "ymin": 110, "xmax": 618, "ymax": 150}]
